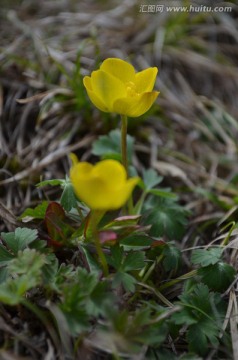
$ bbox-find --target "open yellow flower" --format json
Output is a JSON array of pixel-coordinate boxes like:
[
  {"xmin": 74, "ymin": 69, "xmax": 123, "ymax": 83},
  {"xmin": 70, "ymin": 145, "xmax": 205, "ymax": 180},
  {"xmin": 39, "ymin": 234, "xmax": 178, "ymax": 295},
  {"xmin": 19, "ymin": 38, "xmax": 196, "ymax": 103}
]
[
  {"xmin": 70, "ymin": 156, "xmax": 139, "ymax": 210},
  {"xmin": 83, "ymin": 58, "xmax": 159, "ymax": 117}
]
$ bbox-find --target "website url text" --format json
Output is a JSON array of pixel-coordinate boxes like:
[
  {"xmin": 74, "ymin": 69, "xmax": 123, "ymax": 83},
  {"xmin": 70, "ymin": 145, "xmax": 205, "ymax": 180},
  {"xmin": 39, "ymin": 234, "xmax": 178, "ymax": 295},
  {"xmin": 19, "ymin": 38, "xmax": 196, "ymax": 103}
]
[{"xmin": 139, "ymin": 4, "xmax": 232, "ymax": 13}]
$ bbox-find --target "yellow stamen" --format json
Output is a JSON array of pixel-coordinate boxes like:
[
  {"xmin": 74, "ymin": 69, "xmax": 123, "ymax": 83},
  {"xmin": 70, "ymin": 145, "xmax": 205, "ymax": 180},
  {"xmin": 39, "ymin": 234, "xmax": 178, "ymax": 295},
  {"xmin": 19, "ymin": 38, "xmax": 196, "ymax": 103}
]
[{"xmin": 126, "ymin": 81, "xmax": 139, "ymax": 98}]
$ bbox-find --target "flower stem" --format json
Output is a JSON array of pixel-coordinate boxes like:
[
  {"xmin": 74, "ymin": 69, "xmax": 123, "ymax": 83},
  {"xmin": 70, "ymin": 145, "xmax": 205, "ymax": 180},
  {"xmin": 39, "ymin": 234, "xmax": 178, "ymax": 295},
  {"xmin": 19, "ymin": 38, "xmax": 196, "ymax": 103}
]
[
  {"xmin": 121, "ymin": 114, "xmax": 128, "ymax": 175},
  {"xmin": 90, "ymin": 210, "xmax": 109, "ymax": 277},
  {"xmin": 121, "ymin": 114, "xmax": 134, "ymax": 214}
]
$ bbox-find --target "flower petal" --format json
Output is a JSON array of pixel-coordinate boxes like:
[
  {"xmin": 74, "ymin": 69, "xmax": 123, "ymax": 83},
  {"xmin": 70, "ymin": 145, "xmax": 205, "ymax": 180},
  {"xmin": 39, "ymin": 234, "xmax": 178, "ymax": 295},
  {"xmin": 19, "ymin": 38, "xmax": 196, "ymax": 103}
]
[
  {"xmin": 83, "ymin": 76, "xmax": 93, "ymax": 91},
  {"xmin": 70, "ymin": 162, "xmax": 93, "ymax": 181},
  {"xmin": 135, "ymin": 67, "xmax": 158, "ymax": 93},
  {"xmin": 70, "ymin": 160, "xmax": 139, "ymax": 210},
  {"xmin": 90, "ymin": 70, "xmax": 126, "ymax": 111},
  {"xmin": 70, "ymin": 162, "xmax": 108, "ymax": 209},
  {"xmin": 69, "ymin": 153, "xmax": 79, "ymax": 166},
  {"xmin": 86, "ymin": 89, "xmax": 109, "ymax": 112},
  {"xmin": 89, "ymin": 176, "xmax": 139, "ymax": 210},
  {"xmin": 100, "ymin": 58, "xmax": 135, "ymax": 84},
  {"xmin": 83, "ymin": 76, "xmax": 108, "ymax": 112},
  {"xmin": 111, "ymin": 177, "xmax": 140, "ymax": 209},
  {"xmin": 73, "ymin": 177, "xmax": 109, "ymax": 210},
  {"xmin": 113, "ymin": 91, "xmax": 159, "ymax": 117},
  {"xmin": 93, "ymin": 160, "xmax": 127, "ymax": 188}
]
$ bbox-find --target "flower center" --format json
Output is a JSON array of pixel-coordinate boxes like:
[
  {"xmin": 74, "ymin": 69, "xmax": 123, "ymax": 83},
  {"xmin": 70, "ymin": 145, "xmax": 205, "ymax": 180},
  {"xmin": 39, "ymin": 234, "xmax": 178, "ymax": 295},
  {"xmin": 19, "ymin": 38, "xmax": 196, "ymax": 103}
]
[{"xmin": 126, "ymin": 81, "xmax": 139, "ymax": 98}]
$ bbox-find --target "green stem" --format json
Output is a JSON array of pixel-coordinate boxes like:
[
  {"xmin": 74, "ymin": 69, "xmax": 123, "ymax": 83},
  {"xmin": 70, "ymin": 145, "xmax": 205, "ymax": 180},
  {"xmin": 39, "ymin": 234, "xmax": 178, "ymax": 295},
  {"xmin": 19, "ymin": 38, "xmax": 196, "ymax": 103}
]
[
  {"xmin": 158, "ymin": 269, "xmax": 198, "ymax": 291},
  {"xmin": 121, "ymin": 114, "xmax": 134, "ymax": 214},
  {"xmin": 121, "ymin": 114, "xmax": 128, "ymax": 175},
  {"xmin": 134, "ymin": 191, "xmax": 147, "ymax": 215},
  {"xmin": 90, "ymin": 210, "xmax": 109, "ymax": 277},
  {"xmin": 141, "ymin": 262, "xmax": 156, "ymax": 283},
  {"xmin": 137, "ymin": 282, "xmax": 174, "ymax": 307}
]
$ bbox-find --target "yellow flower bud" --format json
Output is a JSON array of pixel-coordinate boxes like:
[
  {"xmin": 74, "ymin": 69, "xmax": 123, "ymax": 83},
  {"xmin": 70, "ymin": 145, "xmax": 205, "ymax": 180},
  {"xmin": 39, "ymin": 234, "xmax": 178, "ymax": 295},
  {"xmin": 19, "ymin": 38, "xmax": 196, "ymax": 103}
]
[
  {"xmin": 70, "ymin": 157, "xmax": 139, "ymax": 210},
  {"xmin": 83, "ymin": 58, "xmax": 159, "ymax": 117}
]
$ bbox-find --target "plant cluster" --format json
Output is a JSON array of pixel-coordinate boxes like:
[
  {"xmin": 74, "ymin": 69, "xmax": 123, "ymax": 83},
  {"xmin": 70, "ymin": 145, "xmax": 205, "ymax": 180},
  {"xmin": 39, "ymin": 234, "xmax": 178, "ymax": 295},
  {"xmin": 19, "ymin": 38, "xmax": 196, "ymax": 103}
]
[{"xmin": 0, "ymin": 58, "xmax": 237, "ymax": 359}]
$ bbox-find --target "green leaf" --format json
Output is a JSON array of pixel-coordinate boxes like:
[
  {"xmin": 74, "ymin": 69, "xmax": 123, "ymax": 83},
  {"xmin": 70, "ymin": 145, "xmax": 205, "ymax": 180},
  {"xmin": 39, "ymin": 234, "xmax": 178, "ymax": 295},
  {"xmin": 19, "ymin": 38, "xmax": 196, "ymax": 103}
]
[
  {"xmin": 187, "ymin": 325, "xmax": 208, "ymax": 355},
  {"xmin": 51, "ymin": 264, "xmax": 75, "ymax": 291},
  {"xmin": 0, "ymin": 279, "xmax": 24, "ymax": 305},
  {"xmin": 92, "ymin": 129, "xmax": 134, "ymax": 162},
  {"xmin": 41, "ymin": 254, "xmax": 59, "ymax": 285},
  {"xmin": 126, "ymin": 308, "xmax": 168, "ymax": 346},
  {"xmin": 172, "ymin": 307, "xmax": 197, "ymax": 326},
  {"xmin": 0, "ymin": 244, "xmax": 15, "ymax": 264},
  {"xmin": 135, "ymin": 322, "xmax": 168, "ymax": 347},
  {"xmin": 180, "ymin": 355, "xmax": 203, "ymax": 360},
  {"xmin": 198, "ymin": 262, "xmax": 236, "ymax": 292},
  {"xmin": 19, "ymin": 201, "xmax": 49, "ymax": 220},
  {"xmin": 60, "ymin": 303, "xmax": 89, "ymax": 335},
  {"xmin": 30, "ymin": 239, "xmax": 47, "ymax": 251},
  {"xmin": 113, "ymin": 271, "xmax": 136, "ymax": 292},
  {"xmin": 147, "ymin": 349, "xmax": 177, "ymax": 360},
  {"xmin": 191, "ymin": 248, "xmax": 223, "ymax": 267},
  {"xmin": 183, "ymin": 283, "xmax": 224, "ymax": 315},
  {"xmin": 187, "ymin": 317, "xmax": 220, "ymax": 355},
  {"xmin": 122, "ymin": 251, "xmax": 145, "ymax": 272},
  {"xmin": 143, "ymin": 198, "xmax": 189, "ymax": 240},
  {"xmin": 106, "ymin": 245, "xmax": 124, "ymax": 270},
  {"xmin": 172, "ymin": 284, "xmax": 226, "ymax": 355},
  {"xmin": 74, "ymin": 267, "xmax": 99, "ymax": 295},
  {"xmin": 1, "ymin": 232, "xmax": 17, "ymax": 255},
  {"xmin": 1, "ymin": 227, "xmax": 38, "ymax": 254},
  {"xmin": 0, "ymin": 267, "xmax": 8, "ymax": 283},
  {"xmin": 162, "ymin": 244, "xmax": 181, "ymax": 272},
  {"xmin": 37, "ymin": 178, "xmax": 78, "ymax": 212},
  {"xmin": 120, "ymin": 234, "xmax": 154, "ymax": 248},
  {"xmin": 142, "ymin": 169, "xmax": 163, "ymax": 190},
  {"xmin": 0, "ymin": 249, "xmax": 47, "ymax": 305},
  {"xmin": 15, "ymin": 227, "xmax": 38, "ymax": 251},
  {"xmin": 58, "ymin": 268, "xmax": 107, "ymax": 335},
  {"xmin": 87, "ymin": 281, "xmax": 114, "ymax": 317},
  {"xmin": 36, "ymin": 179, "xmax": 65, "ymax": 187},
  {"xmin": 60, "ymin": 180, "xmax": 78, "ymax": 211},
  {"xmin": 107, "ymin": 245, "xmax": 145, "ymax": 273},
  {"xmin": 147, "ymin": 188, "xmax": 178, "ymax": 199},
  {"xmin": 8, "ymin": 248, "xmax": 46, "ymax": 278},
  {"xmin": 81, "ymin": 245, "xmax": 101, "ymax": 274}
]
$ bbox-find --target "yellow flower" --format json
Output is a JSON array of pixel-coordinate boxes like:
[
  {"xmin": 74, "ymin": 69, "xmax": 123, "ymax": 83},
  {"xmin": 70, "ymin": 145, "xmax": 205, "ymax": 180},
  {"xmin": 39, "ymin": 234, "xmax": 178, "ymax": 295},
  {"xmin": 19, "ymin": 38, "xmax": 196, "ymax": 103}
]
[
  {"xmin": 83, "ymin": 58, "xmax": 159, "ymax": 117},
  {"xmin": 70, "ymin": 157, "xmax": 139, "ymax": 210}
]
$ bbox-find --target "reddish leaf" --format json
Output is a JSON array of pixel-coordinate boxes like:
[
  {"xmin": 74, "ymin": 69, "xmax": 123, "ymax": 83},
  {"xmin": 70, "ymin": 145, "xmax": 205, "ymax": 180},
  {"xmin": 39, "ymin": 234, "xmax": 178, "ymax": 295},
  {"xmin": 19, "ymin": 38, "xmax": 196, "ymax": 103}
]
[
  {"xmin": 151, "ymin": 239, "xmax": 166, "ymax": 247},
  {"xmin": 99, "ymin": 231, "xmax": 117, "ymax": 245},
  {"xmin": 104, "ymin": 215, "xmax": 141, "ymax": 229},
  {"xmin": 45, "ymin": 202, "xmax": 73, "ymax": 247},
  {"xmin": 114, "ymin": 215, "xmax": 141, "ymax": 222}
]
